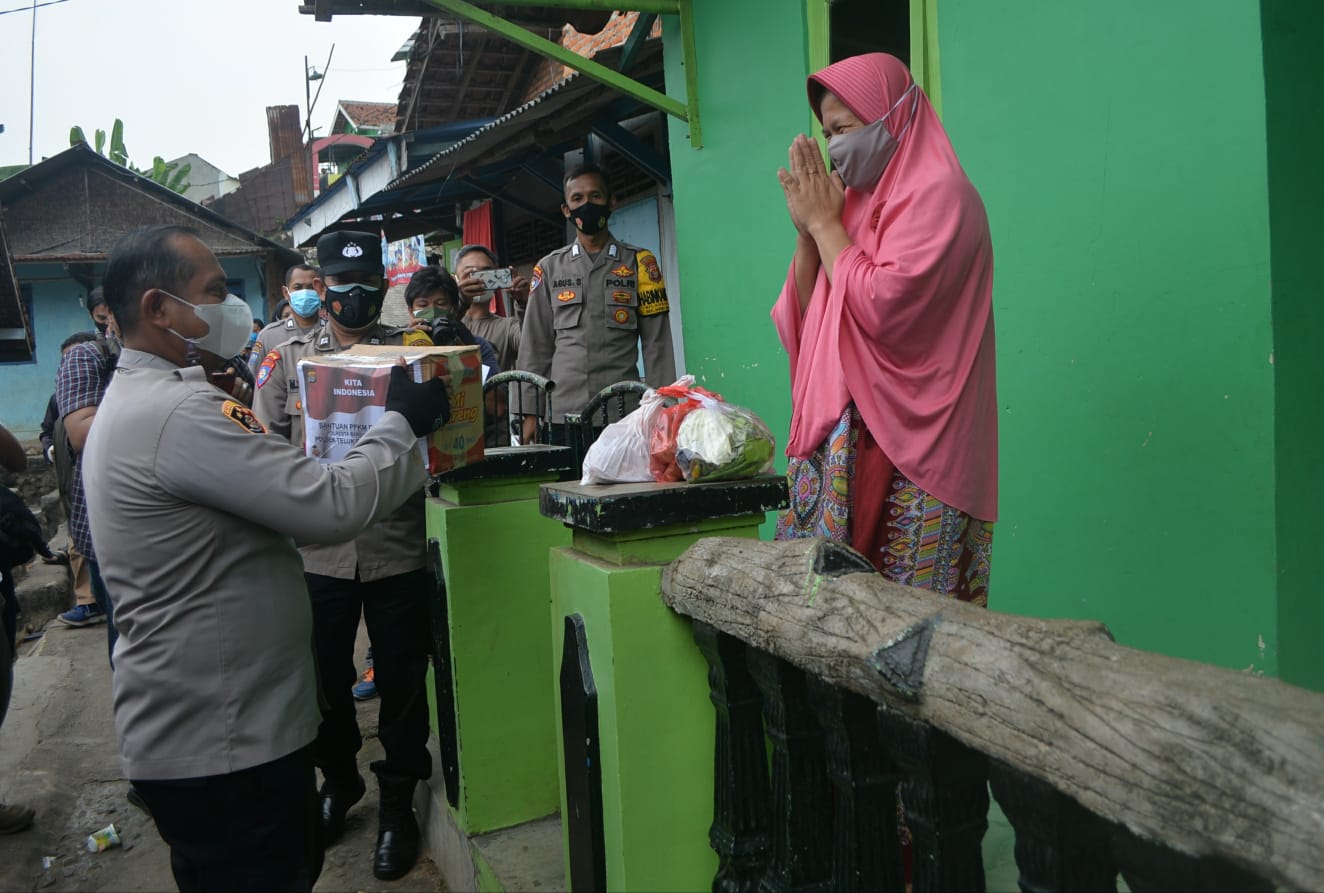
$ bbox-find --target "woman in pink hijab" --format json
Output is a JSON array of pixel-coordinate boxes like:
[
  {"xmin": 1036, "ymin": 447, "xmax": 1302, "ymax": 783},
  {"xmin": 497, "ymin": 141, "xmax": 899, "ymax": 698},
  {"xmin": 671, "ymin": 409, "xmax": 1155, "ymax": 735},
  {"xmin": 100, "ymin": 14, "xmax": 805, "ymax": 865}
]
[{"xmin": 772, "ymin": 52, "xmax": 997, "ymax": 605}]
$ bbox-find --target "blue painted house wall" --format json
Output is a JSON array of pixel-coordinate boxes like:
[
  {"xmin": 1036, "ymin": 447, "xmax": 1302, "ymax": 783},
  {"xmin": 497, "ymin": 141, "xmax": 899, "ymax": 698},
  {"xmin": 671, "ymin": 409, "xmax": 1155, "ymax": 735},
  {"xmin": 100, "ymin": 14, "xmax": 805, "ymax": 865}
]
[{"xmin": 0, "ymin": 258, "xmax": 268, "ymax": 440}]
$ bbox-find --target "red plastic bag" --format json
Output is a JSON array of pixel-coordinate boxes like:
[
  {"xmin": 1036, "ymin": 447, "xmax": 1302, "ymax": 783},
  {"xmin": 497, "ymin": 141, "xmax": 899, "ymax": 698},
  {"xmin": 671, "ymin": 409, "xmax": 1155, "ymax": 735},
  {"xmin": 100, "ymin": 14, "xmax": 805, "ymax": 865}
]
[{"xmin": 648, "ymin": 378, "xmax": 724, "ymax": 482}]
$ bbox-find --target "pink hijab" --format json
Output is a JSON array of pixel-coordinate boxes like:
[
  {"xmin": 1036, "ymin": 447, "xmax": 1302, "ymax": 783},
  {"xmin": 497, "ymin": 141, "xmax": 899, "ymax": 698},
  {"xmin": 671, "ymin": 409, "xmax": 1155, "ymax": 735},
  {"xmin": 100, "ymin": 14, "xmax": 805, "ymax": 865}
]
[{"xmin": 772, "ymin": 53, "xmax": 998, "ymax": 521}]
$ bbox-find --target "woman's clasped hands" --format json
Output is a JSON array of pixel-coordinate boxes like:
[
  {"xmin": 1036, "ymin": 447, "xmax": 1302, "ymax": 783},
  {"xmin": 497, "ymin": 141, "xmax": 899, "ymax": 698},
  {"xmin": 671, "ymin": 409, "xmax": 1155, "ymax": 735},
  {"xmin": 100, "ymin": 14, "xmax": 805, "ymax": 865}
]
[{"xmin": 777, "ymin": 133, "xmax": 845, "ymax": 237}]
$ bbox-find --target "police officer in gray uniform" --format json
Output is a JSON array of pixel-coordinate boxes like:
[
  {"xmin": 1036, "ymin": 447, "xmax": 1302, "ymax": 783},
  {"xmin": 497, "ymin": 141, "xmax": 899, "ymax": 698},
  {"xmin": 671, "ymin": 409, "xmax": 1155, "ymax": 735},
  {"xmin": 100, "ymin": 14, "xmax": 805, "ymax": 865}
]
[
  {"xmin": 251, "ymin": 230, "xmax": 435, "ymax": 881},
  {"xmin": 82, "ymin": 224, "xmax": 450, "ymax": 891},
  {"xmin": 517, "ymin": 163, "xmax": 676, "ymax": 443},
  {"xmin": 248, "ymin": 263, "xmax": 325, "ymax": 372}
]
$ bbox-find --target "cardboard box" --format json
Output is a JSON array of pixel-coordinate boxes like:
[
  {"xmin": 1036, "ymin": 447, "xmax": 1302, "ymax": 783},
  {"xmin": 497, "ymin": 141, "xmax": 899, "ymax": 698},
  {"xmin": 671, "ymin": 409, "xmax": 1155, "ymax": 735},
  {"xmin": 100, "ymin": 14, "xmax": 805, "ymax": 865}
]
[{"xmin": 297, "ymin": 343, "xmax": 484, "ymax": 474}]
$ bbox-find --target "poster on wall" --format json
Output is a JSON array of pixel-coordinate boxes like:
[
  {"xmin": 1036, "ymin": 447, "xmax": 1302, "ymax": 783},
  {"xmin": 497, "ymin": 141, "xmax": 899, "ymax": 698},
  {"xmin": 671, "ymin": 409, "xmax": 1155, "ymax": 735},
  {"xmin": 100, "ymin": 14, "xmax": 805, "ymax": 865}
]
[{"xmin": 384, "ymin": 232, "xmax": 427, "ymax": 287}]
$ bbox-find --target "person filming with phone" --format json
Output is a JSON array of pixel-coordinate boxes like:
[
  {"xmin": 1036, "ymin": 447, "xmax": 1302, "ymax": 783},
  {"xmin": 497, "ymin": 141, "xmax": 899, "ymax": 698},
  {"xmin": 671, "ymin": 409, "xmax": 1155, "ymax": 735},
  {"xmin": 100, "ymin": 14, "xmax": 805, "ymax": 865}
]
[{"xmin": 455, "ymin": 244, "xmax": 525, "ymax": 372}]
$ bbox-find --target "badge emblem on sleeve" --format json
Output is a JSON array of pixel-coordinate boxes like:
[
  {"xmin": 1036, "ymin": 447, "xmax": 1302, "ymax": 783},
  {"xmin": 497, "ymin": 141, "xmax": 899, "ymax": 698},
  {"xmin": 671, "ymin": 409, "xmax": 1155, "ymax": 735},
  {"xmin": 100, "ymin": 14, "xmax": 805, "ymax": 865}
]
[
  {"xmin": 222, "ymin": 400, "xmax": 267, "ymax": 435},
  {"xmin": 256, "ymin": 350, "xmax": 280, "ymax": 388}
]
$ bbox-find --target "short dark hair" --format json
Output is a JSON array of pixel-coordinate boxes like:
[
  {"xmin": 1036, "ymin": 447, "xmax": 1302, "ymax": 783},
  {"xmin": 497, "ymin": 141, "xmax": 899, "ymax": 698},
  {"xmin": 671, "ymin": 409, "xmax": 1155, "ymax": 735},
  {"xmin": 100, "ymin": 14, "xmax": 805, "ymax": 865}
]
[
  {"xmin": 86, "ymin": 286, "xmax": 107, "ymax": 315},
  {"xmin": 284, "ymin": 263, "xmax": 317, "ymax": 286},
  {"xmin": 564, "ymin": 163, "xmax": 612, "ymax": 200},
  {"xmin": 404, "ymin": 265, "xmax": 467, "ymax": 313},
  {"xmin": 272, "ymin": 299, "xmax": 290, "ymax": 323},
  {"xmin": 455, "ymin": 244, "xmax": 497, "ymax": 268},
  {"xmin": 61, "ymin": 331, "xmax": 97, "ymax": 352},
  {"xmin": 101, "ymin": 225, "xmax": 200, "ymax": 332}
]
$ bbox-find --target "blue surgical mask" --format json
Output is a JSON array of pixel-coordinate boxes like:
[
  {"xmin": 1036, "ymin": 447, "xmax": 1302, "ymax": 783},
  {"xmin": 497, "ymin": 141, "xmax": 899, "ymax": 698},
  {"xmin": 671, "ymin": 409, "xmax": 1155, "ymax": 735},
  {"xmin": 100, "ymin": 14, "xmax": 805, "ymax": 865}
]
[{"xmin": 288, "ymin": 288, "xmax": 321, "ymax": 318}]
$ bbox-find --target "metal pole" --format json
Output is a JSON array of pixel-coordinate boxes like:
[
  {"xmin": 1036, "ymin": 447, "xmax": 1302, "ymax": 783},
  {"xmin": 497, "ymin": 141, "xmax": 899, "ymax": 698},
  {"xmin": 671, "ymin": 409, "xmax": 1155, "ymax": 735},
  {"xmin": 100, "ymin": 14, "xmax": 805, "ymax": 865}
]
[
  {"xmin": 304, "ymin": 54, "xmax": 312, "ymax": 141},
  {"xmin": 28, "ymin": 0, "xmax": 37, "ymax": 164}
]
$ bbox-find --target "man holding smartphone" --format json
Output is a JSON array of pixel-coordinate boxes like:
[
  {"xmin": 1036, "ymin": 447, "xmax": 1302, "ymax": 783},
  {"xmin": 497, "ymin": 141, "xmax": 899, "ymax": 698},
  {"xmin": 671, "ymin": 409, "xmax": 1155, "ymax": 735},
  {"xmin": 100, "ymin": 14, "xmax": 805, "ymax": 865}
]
[{"xmin": 455, "ymin": 244, "xmax": 527, "ymax": 372}]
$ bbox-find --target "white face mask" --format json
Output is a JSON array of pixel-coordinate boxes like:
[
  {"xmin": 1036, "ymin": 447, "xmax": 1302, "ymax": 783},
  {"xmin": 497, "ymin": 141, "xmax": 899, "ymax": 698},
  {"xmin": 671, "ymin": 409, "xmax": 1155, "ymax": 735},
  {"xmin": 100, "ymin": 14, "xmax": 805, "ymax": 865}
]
[{"xmin": 162, "ymin": 291, "xmax": 254, "ymax": 359}]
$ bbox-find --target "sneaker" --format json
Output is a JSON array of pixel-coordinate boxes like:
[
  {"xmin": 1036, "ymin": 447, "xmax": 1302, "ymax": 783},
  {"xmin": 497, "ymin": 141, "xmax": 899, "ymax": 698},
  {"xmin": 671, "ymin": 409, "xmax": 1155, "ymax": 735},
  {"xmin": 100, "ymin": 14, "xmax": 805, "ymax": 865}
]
[
  {"xmin": 352, "ymin": 666, "xmax": 377, "ymax": 700},
  {"xmin": 0, "ymin": 802, "xmax": 35, "ymax": 835},
  {"xmin": 56, "ymin": 603, "xmax": 105, "ymax": 628}
]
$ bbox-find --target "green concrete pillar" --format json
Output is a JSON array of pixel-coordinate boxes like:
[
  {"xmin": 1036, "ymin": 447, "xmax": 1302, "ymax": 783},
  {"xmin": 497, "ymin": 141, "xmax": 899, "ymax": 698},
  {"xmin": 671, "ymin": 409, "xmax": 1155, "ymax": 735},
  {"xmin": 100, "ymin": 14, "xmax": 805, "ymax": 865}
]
[
  {"xmin": 426, "ymin": 445, "xmax": 577, "ymax": 835},
  {"xmin": 540, "ymin": 477, "xmax": 789, "ymax": 892}
]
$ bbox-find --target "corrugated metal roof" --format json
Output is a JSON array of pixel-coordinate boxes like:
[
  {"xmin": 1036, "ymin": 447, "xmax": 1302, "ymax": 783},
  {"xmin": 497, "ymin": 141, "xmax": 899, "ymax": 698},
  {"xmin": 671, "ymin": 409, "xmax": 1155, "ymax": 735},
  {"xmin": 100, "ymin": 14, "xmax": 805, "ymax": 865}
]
[{"xmin": 384, "ymin": 39, "xmax": 661, "ymax": 192}]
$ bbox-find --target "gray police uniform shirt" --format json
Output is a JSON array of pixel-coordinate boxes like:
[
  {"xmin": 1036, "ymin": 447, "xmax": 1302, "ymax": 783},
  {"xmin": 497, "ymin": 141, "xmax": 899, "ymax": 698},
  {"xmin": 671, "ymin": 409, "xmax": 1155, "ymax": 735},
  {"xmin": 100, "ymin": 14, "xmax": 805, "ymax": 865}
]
[
  {"xmin": 82, "ymin": 349, "xmax": 425, "ymax": 780},
  {"xmin": 248, "ymin": 315, "xmax": 325, "ymax": 371},
  {"xmin": 251, "ymin": 322, "xmax": 433, "ymax": 581},
  {"xmin": 517, "ymin": 238, "xmax": 676, "ymax": 422}
]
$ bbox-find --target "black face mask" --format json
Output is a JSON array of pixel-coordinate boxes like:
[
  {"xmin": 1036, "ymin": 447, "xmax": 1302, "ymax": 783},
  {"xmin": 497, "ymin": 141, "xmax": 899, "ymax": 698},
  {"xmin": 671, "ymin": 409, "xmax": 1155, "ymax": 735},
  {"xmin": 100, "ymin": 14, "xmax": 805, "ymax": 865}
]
[
  {"xmin": 570, "ymin": 201, "xmax": 611, "ymax": 235},
  {"xmin": 94, "ymin": 321, "xmax": 108, "ymax": 335},
  {"xmin": 326, "ymin": 285, "xmax": 382, "ymax": 330}
]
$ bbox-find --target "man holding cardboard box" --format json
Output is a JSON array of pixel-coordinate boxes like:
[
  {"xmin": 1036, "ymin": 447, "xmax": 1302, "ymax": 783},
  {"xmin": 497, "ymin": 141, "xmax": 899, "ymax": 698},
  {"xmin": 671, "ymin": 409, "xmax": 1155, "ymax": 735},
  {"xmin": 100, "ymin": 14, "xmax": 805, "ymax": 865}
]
[
  {"xmin": 82, "ymin": 225, "xmax": 451, "ymax": 890},
  {"xmin": 251, "ymin": 230, "xmax": 438, "ymax": 881}
]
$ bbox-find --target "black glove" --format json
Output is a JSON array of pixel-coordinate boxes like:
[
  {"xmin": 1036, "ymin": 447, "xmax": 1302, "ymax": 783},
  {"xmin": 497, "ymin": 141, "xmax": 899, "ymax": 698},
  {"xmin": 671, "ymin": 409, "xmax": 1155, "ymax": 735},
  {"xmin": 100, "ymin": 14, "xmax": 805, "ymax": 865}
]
[
  {"xmin": 385, "ymin": 365, "xmax": 451, "ymax": 437},
  {"xmin": 429, "ymin": 315, "xmax": 477, "ymax": 346}
]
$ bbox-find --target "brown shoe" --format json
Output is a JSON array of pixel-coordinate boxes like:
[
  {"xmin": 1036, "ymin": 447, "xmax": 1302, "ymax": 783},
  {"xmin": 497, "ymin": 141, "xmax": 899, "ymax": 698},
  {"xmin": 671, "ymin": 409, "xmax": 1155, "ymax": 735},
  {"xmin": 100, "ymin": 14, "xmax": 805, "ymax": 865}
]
[{"xmin": 0, "ymin": 802, "xmax": 35, "ymax": 834}]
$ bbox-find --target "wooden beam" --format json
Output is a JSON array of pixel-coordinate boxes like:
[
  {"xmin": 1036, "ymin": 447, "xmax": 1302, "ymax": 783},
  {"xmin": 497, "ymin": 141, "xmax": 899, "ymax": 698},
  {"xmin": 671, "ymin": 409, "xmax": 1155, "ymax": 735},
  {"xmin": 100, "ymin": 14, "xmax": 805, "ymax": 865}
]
[
  {"xmin": 447, "ymin": 30, "xmax": 491, "ymax": 120},
  {"xmin": 661, "ymin": 536, "xmax": 1324, "ymax": 892}
]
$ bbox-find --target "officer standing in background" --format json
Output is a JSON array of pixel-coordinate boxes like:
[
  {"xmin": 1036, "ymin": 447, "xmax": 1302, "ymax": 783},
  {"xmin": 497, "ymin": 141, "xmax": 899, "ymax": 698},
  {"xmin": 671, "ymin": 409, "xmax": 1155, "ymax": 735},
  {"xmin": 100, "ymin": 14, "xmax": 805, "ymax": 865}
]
[
  {"xmin": 82, "ymin": 224, "xmax": 450, "ymax": 890},
  {"xmin": 249, "ymin": 263, "xmax": 325, "ymax": 372},
  {"xmin": 251, "ymin": 230, "xmax": 435, "ymax": 882},
  {"xmin": 516, "ymin": 163, "xmax": 676, "ymax": 443}
]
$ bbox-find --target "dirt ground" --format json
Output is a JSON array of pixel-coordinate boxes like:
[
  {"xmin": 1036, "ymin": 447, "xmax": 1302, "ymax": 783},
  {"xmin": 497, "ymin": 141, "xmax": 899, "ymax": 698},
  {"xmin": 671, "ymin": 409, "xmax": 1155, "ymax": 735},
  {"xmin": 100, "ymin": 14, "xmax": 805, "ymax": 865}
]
[{"xmin": 0, "ymin": 614, "xmax": 443, "ymax": 892}]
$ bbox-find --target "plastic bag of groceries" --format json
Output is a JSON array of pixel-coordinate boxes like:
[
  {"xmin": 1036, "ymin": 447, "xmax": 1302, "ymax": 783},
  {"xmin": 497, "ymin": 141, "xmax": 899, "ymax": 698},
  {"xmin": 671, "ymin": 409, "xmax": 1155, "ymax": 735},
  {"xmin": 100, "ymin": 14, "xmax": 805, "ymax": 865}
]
[
  {"xmin": 579, "ymin": 387, "xmax": 668, "ymax": 485},
  {"xmin": 649, "ymin": 382, "xmax": 776, "ymax": 484}
]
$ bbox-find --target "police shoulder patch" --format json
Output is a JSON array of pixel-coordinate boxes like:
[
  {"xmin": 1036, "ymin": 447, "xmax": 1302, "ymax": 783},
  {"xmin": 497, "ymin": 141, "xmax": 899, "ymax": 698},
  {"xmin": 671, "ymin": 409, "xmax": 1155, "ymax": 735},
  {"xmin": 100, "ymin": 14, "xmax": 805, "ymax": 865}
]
[
  {"xmin": 637, "ymin": 249, "xmax": 664, "ymax": 286},
  {"xmin": 638, "ymin": 287, "xmax": 670, "ymax": 317},
  {"xmin": 222, "ymin": 399, "xmax": 266, "ymax": 434},
  {"xmin": 403, "ymin": 329, "xmax": 433, "ymax": 347},
  {"xmin": 530, "ymin": 264, "xmax": 544, "ymax": 292},
  {"xmin": 256, "ymin": 349, "xmax": 280, "ymax": 388}
]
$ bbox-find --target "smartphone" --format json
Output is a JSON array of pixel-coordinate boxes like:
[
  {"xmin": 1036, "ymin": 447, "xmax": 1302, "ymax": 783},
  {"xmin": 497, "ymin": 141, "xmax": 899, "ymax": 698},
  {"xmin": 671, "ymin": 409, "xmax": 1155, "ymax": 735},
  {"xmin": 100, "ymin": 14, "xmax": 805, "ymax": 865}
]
[{"xmin": 473, "ymin": 267, "xmax": 514, "ymax": 290}]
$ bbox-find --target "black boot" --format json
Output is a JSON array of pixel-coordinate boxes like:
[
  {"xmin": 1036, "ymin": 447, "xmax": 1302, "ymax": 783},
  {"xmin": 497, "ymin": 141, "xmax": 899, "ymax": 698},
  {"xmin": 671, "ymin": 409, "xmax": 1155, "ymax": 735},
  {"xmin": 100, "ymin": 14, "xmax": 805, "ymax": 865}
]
[
  {"xmin": 319, "ymin": 772, "xmax": 366, "ymax": 847},
  {"xmin": 373, "ymin": 777, "xmax": 419, "ymax": 880}
]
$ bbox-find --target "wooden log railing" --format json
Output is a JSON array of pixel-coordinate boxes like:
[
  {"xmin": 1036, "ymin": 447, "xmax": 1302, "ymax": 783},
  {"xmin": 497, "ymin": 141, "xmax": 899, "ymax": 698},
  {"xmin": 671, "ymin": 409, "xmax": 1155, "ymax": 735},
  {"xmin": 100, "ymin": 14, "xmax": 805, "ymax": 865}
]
[{"xmin": 660, "ymin": 536, "xmax": 1324, "ymax": 893}]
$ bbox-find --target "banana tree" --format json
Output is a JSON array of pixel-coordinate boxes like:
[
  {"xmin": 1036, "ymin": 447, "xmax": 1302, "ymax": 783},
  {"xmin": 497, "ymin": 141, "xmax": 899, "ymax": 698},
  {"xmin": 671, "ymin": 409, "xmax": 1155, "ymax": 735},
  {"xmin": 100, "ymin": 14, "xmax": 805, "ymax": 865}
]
[{"xmin": 69, "ymin": 118, "xmax": 191, "ymax": 194}]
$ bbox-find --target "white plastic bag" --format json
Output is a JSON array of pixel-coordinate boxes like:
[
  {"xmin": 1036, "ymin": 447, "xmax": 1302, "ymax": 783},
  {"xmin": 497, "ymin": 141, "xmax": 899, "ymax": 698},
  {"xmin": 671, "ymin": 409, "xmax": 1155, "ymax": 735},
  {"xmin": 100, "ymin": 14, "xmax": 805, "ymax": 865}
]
[{"xmin": 579, "ymin": 387, "xmax": 669, "ymax": 485}]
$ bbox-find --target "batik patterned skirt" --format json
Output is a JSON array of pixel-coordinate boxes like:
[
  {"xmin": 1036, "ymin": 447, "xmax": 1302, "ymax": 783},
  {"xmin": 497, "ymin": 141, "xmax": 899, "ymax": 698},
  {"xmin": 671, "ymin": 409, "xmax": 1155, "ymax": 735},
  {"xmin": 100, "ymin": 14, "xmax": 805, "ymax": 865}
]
[{"xmin": 776, "ymin": 405, "xmax": 993, "ymax": 606}]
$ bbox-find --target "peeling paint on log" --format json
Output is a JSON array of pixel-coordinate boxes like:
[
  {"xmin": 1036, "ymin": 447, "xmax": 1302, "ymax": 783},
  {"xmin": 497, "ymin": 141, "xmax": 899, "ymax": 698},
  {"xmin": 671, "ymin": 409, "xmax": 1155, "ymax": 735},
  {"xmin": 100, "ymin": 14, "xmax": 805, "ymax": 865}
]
[{"xmin": 659, "ymin": 536, "xmax": 1324, "ymax": 892}]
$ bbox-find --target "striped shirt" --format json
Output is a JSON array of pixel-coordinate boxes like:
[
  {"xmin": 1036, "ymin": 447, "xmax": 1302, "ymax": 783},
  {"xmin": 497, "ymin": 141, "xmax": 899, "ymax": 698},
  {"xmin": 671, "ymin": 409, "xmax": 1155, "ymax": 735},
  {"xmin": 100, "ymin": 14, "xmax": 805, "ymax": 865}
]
[{"xmin": 55, "ymin": 340, "xmax": 114, "ymax": 559}]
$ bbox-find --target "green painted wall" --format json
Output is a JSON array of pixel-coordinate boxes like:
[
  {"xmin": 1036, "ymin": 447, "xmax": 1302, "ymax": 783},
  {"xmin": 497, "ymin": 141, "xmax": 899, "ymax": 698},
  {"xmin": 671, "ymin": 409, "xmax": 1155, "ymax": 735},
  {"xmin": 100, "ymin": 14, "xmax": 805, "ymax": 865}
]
[
  {"xmin": 1261, "ymin": 0, "xmax": 1324, "ymax": 692},
  {"xmin": 662, "ymin": 0, "xmax": 812, "ymax": 489},
  {"xmin": 663, "ymin": 1, "xmax": 1302, "ymax": 677},
  {"xmin": 426, "ymin": 480, "xmax": 572, "ymax": 832},
  {"xmin": 935, "ymin": 0, "xmax": 1276, "ymax": 673}
]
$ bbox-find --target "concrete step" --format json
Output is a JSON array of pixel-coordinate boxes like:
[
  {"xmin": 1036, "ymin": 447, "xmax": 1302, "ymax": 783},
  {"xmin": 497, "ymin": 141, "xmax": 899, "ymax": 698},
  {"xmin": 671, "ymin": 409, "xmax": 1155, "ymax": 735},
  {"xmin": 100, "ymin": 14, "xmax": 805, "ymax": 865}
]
[
  {"xmin": 415, "ymin": 735, "xmax": 565, "ymax": 892},
  {"xmin": 14, "ymin": 557, "xmax": 73, "ymax": 638}
]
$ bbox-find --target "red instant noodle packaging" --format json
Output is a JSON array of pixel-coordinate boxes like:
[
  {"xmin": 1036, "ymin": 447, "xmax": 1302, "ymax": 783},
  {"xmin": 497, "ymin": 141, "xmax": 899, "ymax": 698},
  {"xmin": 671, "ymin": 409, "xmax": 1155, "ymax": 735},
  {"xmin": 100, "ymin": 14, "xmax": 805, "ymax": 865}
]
[{"xmin": 648, "ymin": 380, "xmax": 724, "ymax": 482}]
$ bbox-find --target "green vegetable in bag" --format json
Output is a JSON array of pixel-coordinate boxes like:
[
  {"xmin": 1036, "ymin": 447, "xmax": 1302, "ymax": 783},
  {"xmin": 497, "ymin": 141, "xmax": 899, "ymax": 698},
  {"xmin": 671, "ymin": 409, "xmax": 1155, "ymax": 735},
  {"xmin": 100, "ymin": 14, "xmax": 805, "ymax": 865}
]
[{"xmin": 674, "ymin": 400, "xmax": 776, "ymax": 483}]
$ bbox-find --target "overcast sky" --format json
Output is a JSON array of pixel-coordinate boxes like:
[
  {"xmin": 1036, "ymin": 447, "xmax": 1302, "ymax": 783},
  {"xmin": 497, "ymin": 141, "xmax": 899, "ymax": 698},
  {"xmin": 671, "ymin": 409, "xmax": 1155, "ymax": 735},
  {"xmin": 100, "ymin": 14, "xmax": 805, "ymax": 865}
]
[{"xmin": 0, "ymin": 0, "xmax": 417, "ymax": 177}]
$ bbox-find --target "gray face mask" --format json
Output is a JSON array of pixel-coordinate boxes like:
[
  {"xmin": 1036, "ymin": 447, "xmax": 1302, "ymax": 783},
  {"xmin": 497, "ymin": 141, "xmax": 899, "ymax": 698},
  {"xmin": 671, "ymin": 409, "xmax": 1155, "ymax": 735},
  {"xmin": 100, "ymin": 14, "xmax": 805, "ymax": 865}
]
[{"xmin": 827, "ymin": 83, "xmax": 918, "ymax": 191}]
